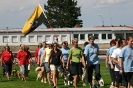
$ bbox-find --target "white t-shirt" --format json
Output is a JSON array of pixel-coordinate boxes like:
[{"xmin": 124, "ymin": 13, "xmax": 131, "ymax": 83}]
[{"xmin": 111, "ymin": 48, "xmax": 121, "ymax": 71}]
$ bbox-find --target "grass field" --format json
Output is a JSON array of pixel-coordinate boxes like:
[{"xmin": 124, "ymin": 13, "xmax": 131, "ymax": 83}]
[{"xmin": 0, "ymin": 63, "xmax": 111, "ymax": 88}]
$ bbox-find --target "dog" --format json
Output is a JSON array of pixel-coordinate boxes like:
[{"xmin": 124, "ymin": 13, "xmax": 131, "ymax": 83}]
[
  {"xmin": 11, "ymin": 69, "xmax": 21, "ymax": 79},
  {"xmin": 92, "ymin": 76, "xmax": 104, "ymax": 87},
  {"xmin": 99, "ymin": 78, "xmax": 104, "ymax": 87},
  {"xmin": 35, "ymin": 67, "xmax": 43, "ymax": 81}
]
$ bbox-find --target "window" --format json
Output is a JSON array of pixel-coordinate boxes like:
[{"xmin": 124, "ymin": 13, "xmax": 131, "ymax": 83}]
[
  {"xmin": 53, "ymin": 35, "xmax": 59, "ymax": 42},
  {"xmin": 80, "ymin": 34, "xmax": 85, "ymax": 40},
  {"xmin": 37, "ymin": 36, "xmax": 43, "ymax": 42},
  {"xmin": 115, "ymin": 33, "xmax": 124, "ymax": 39},
  {"xmin": 20, "ymin": 36, "xmax": 26, "ymax": 43},
  {"xmin": 12, "ymin": 36, "xmax": 18, "ymax": 43},
  {"xmin": 45, "ymin": 35, "xmax": 51, "ymax": 42},
  {"xmin": 73, "ymin": 34, "xmax": 79, "ymax": 39},
  {"xmin": 94, "ymin": 34, "xmax": 99, "ymax": 39},
  {"xmin": 29, "ymin": 36, "xmax": 35, "ymax": 43},
  {"xmin": 102, "ymin": 34, "xmax": 106, "ymax": 40},
  {"xmin": 108, "ymin": 34, "xmax": 112, "ymax": 39},
  {"xmin": 126, "ymin": 33, "xmax": 133, "ymax": 38},
  {"xmin": 61, "ymin": 35, "xmax": 67, "ymax": 41},
  {"xmin": 3, "ymin": 36, "xmax": 9, "ymax": 43}
]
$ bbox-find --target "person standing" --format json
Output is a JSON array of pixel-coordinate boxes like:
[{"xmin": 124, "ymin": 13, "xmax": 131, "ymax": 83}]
[
  {"xmin": 60, "ymin": 41, "xmax": 70, "ymax": 85},
  {"xmin": 34, "ymin": 43, "xmax": 42, "ymax": 65},
  {"xmin": 49, "ymin": 42, "xmax": 63, "ymax": 88},
  {"xmin": 66, "ymin": 38, "xmax": 86, "ymax": 88},
  {"xmin": 119, "ymin": 36, "xmax": 133, "ymax": 88},
  {"xmin": 38, "ymin": 41, "xmax": 47, "ymax": 83},
  {"xmin": 1, "ymin": 46, "xmax": 13, "ymax": 80},
  {"xmin": 111, "ymin": 39, "xmax": 124, "ymax": 87},
  {"xmin": 84, "ymin": 35, "xmax": 101, "ymax": 88},
  {"xmin": 41, "ymin": 41, "xmax": 53, "ymax": 85},
  {"xmin": 17, "ymin": 44, "xmax": 30, "ymax": 82}
]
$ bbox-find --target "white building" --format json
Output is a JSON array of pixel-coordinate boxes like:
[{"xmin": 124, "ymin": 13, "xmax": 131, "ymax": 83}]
[{"xmin": 0, "ymin": 26, "xmax": 133, "ymax": 46}]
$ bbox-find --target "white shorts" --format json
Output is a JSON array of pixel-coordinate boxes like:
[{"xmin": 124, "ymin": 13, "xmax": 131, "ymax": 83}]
[{"xmin": 50, "ymin": 64, "xmax": 60, "ymax": 71}]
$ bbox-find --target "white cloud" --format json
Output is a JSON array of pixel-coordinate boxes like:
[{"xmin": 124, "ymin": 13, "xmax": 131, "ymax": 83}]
[{"xmin": 77, "ymin": 0, "xmax": 132, "ymax": 8}]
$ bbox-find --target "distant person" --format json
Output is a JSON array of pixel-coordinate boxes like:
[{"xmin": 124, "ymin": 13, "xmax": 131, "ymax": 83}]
[
  {"xmin": 34, "ymin": 43, "xmax": 42, "ymax": 65},
  {"xmin": 17, "ymin": 44, "xmax": 30, "ymax": 82},
  {"xmin": 1, "ymin": 46, "xmax": 13, "ymax": 80},
  {"xmin": 38, "ymin": 41, "xmax": 47, "ymax": 83},
  {"xmin": 82, "ymin": 41, "xmax": 89, "ymax": 86}
]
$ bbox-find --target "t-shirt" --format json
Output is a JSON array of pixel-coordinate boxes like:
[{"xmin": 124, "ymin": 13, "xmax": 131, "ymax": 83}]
[
  {"xmin": 38, "ymin": 47, "xmax": 45, "ymax": 62},
  {"xmin": 84, "ymin": 43, "xmax": 99, "ymax": 65},
  {"xmin": 111, "ymin": 48, "xmax": 121, "ymax": 71},
  {"xmin": 1, "ymin": 50, "xmax": 13, "ymax": 64},
  {"xmin": 17, "ymin": 51, "xmax": 30, "ymax": 65},
  {"xmin": 119, "ymin": 46, "xmax": 133, "ymax": 72},
  {"xmin": 68, "ymin": 47, "xmax": 83, "ymax": 63},
  {"xmin": 45, "ymin": 48, "xmax": 52, "ymax": 62},
  {"xmin": 60, "ymin": 47, "xmax": 69, "ymax": 63}
]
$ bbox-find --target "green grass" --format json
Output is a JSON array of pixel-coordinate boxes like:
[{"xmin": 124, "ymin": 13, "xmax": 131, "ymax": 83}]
[{"xmin": 0, "ymin": 63, "xmax": 111, "ymax": 88}]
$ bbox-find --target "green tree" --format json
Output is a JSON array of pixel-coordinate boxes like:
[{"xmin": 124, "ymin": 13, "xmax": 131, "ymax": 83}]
[{"xmin": 44, "ymin": 0, "xmax": 83, "ymax": 28}]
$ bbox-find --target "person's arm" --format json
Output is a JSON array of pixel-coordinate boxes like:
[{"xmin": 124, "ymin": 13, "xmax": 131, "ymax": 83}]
[
  {"xmin": 81, "ymin": 54, "xmax": 86, "ymax": 68},
  {"xmin": 37, "ymin": 50, "xmax": 41, "ymax": 65},
  {"xmin": 48, "ymin": 50, "xmax": 52, "ymax": 68},
  {"xmin": 105, "ymin": 55, "xmax": 109, "ymax": 68},
  {"xmin": 119, "ymin": 57, "xmax": 123, "ymax": 74},
  {"xmin": 66, "ymin": 54, "xmax": 71, "ymax": 69}
]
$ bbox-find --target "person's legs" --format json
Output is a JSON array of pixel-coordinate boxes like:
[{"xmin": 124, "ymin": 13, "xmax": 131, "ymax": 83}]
[
  {"xmin": 95, "ymin": 64, "xmax": 101, "ymax": 86},
  {"xmin": 44, "ymin": 62, "xmax": 51, "ymax": 85},
  {"xmin": 4, "ymin": 64, "xmax": 10, "ymax": 80},
  {"xmin": 87, "ymin": 65, "xmax": 94, "ymax": 87},
  {"xmin": 73, "ymin": 75, "xmax": 78, "ymax": 88}
]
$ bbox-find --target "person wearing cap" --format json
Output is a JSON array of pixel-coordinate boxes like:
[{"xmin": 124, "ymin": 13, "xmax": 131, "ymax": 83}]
[
  {"xmin": 1, "ymin": 46, "xmax": 13, "ymax": 80},
  {"xmin": 38, "ymin": 41, "xmax": 47, "ymax": 83},
  {"xmin": 41, "ymin": 41, "xmax": 53, "ymax": 86}
]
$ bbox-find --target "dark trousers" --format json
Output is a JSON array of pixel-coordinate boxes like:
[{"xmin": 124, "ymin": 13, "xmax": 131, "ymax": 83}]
[
  {"xmin": 109, "ymin": 64, "xmax": 115, "ymax": 85},
  {"xmin": 87, "ymin": 64, "xmax": 101, "ymax": 83}
]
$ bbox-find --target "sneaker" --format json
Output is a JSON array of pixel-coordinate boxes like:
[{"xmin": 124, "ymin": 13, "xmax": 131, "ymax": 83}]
[{"xmin": 83, "ymin": 83, "xmax": 86, "ymax": 86}]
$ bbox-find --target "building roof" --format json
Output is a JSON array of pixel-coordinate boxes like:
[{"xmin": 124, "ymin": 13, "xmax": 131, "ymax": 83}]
[{"xmin": 0, "ymin": 26, "xmax": 133, "ymax": 33}]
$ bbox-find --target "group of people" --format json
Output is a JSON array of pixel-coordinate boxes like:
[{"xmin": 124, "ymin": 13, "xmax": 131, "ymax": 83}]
[
  {"xmin": 33, "ymin": 35, "xmax": 102, "ymax": 88},
  {"xmin": 1, "ymin": 35, "xmax": 133, "ymax": 88},
  {"xmin": 106, "ymin": 36, "xmax": 133, "ymax": 88}
]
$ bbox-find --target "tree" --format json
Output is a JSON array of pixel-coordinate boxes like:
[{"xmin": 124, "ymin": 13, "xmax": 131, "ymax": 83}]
[{"xmin": 43, "ymin": 0, "xmax": 83, "ymax": 28}]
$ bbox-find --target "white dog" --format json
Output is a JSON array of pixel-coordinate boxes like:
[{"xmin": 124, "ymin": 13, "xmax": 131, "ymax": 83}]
[{"xmin": 99, "ymin": 78, "xmax": 104, "ymax": 87}]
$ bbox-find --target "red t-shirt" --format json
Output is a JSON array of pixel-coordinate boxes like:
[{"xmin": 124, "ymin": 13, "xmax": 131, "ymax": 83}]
[
  {"xmin": 34, "ymin": 48, "xmax": 40, "ymax": 63},
  {"xmin": 17, "ymin": 50, "xmax": 30, "ymax": 65},
  {"xmin": 1, "ymin": 50, "xmax": 13, "ymax": 64}
]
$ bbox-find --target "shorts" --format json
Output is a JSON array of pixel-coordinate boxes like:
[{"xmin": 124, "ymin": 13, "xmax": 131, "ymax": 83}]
[
  {"xmin": 44, "ymin": 62, "xmax": 51, "ymax": 72},
  {"xmin": 70, "ymin": 62, "xmax": 83, "ymax": 75},
  {"xmin": 20, "ymin": 65, "xmax": 28, "ymax": 75},
  {"xmin": 114, "ymin": 71, "xmax": 122, "ymax": 83},
  {"xmin": 123, "ymin": 72, "xmax": 133, "ymax": 82},
  {"xmin": 50, "ymin": 64, "xmax": 60, "ymax": 71},
  {"xmin": 4, "ymin": 64, "xmax": 12, "ymax": 73}
]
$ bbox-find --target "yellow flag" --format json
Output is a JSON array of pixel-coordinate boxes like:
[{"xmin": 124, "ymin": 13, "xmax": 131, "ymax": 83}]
[{"xmin": 22, "ymin": 4, "xmax": 46, "ymax": 35}]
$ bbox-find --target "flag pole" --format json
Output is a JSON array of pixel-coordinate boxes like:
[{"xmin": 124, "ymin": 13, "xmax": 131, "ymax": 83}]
[{"xmin": 38, "ymin": 4, "xmax": 57, "ymax": 38}]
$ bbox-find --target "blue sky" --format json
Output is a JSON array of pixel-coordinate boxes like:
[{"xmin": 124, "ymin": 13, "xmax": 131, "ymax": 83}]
[{"xmin": 0, "ymin": 0, "xmax": 133, "ymax": 29}]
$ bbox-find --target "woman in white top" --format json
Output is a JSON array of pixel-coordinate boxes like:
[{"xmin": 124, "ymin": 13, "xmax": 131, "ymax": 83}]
[{"xmin": 41, "ymin": 41, "xmax": 53, "ymax": 86}]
